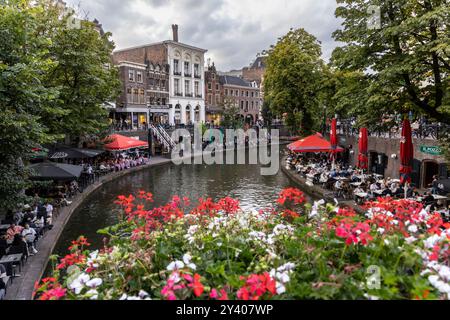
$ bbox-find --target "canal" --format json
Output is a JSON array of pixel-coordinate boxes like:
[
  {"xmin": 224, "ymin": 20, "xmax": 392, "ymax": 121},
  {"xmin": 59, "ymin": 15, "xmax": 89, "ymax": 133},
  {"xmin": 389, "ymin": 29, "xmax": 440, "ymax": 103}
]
[{"xmin": 52, "ymin": 153, "xmax": 300, "ymax": 256}]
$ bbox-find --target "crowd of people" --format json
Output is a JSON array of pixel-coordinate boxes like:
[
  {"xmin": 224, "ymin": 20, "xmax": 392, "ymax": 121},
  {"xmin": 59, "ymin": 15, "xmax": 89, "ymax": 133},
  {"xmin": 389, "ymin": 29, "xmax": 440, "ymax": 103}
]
[
  {"xmin": 0, "ymin": 150, "xmax": 152, "ymax": 299},
  {"xmin": 285, "ymin": 152, "xmax": 450, "ymax": 217}
]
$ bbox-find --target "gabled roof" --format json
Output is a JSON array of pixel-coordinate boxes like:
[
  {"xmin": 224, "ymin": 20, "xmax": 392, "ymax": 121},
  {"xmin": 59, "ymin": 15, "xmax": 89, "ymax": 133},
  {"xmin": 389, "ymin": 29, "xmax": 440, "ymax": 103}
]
[{"xmin": 219, "ymin": 75, "xmax": 252, "ymax": 88}]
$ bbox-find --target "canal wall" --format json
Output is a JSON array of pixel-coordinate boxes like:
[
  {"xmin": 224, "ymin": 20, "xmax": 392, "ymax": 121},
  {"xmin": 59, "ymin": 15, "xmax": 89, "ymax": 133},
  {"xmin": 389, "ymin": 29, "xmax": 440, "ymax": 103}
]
[{"xmin": 5, "ymin": 156, "xmax": 173, "ymax": 300}]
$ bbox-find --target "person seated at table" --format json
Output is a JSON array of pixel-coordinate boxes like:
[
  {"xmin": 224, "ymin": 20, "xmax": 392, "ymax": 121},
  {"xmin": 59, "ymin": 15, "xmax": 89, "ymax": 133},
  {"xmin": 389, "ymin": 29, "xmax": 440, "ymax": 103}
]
[
  {"xmin": 380, "ymin": 186, "xmax": 392, "ymax": 197},
  {"xmin": 8, "ymin": 234, "xmax": 29, "ymax": 259},
  {"xmin": 6, "ymin": 223, "xmax": 24, "ymax": 244},
  {"xmin": 36, "ymin": 202, "xmax": 48, "ymax": 226},
  {"xmin": 369, "ymin": 181, "xmax": 379, "ymax": 193},
  {"xmin": 13, "ymin": 209, "xmax": 24, "ymax": 225},
  {"xmin": 422, "ymin": 192, "xmax": 435, "ymax": 206},
  {"xmin": 406, "ymin": 186, "xmax": 419, "ymax": 198},
  {"xmin": 21, "ymin": 223, "xmax": 38, "ymax": 255}
]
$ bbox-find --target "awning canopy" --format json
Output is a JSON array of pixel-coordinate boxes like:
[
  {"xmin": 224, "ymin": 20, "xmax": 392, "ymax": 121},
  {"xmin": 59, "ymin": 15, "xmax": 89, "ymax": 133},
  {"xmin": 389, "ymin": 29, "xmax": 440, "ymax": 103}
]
[
  {"xmin": 288, "ymin": 133, "xmax": 344, "ymax": 153},
  {"xmin": 28, "ymin": 162, "xmax": 83, "ymax": 181},
  {"xmin": 104, "ymin": 134, "xmax": 149, "ymax": 151},
  {"xmin": 48, "ymin": 146, "xmax": 104, "ymax": 160}
]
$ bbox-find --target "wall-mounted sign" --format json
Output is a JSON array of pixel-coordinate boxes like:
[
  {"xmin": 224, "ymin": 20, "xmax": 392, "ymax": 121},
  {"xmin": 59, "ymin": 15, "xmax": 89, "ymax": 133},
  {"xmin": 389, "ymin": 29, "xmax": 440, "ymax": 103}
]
[{"xmin": 419, "ymin": 146, "xmax": 442, "ymax": 156}]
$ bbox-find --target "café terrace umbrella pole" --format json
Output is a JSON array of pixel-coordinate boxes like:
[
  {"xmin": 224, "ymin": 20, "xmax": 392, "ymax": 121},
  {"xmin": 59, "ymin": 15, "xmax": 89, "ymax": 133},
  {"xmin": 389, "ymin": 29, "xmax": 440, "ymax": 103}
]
[
  {"xmin": 330, "ymin": 118, "xmax": 338, "ymax": 170},
  {"xmin": 400, "ymin": 119, "xmax": 414, "ymax": 199}
]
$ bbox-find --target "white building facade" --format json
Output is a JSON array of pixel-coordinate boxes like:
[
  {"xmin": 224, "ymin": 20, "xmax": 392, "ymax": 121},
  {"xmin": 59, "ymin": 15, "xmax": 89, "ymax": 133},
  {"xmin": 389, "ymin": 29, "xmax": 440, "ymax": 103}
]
[{"xmin": 167, "ymin": 41, "xmax": 207, "ymax": 126}]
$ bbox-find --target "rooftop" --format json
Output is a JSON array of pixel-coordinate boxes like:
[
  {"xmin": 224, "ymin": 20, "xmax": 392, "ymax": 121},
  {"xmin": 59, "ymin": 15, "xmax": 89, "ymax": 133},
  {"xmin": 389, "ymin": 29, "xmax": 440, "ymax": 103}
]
[
  {"xmin": 114, "ymin": 40, "xmax": 208, "ymax": 54},
  {"xmin": 219, "ymin": 75, "xmax": 253, "ymax": 88}
]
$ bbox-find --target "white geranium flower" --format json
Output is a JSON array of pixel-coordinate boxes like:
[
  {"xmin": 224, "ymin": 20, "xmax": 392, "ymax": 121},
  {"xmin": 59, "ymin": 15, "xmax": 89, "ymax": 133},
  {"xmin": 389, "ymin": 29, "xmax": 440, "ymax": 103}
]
[
  {"xmin": 276, "ymin": 282, "xmax": 286, "ymax": 295},
  {"xmin": 407, "ymin": 225, "xmax": 418, "ymax": 233},
  {"xmin": 183, "ymin": 253, "xmax": 192, "ymax": 264},
  {"xmin": 86, "ymin": 278, "xmax": 103, "ymax": 288},
  {"xmin": 167, "ymin": 261, "xmax": 185, "ymax": 271},
  {"xmin": 86, "ymin": 289, "xmax": 98, "ymax": 300},
  {"xmin": 377, "ymin": 228, "xmax": 385, "ymax": 235},
  {"xmin": 69, "ymin": 273, "xmax": 90, "ymax": 295},
  {"xmin": 405, "ymin": 236, "xmax": 417, "ymax": 244},
  {"xmin": 139, "ymin": 290, "xmax": 150, "ymax": 299}
]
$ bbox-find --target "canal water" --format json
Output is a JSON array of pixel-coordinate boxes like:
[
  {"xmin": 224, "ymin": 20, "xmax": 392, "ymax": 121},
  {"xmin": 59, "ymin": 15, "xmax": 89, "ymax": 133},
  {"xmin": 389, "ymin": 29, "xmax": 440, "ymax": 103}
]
[{"xmin": 52, "ymin": 153, "xmax": 299, "ymax": 256}]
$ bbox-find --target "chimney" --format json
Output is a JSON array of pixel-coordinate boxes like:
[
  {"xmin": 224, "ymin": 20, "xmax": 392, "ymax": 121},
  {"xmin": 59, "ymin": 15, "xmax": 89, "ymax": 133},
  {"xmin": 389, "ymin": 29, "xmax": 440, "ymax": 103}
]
[{"xmin": 172, "ymin": 24, "xmax": 179, "ymax": 42}]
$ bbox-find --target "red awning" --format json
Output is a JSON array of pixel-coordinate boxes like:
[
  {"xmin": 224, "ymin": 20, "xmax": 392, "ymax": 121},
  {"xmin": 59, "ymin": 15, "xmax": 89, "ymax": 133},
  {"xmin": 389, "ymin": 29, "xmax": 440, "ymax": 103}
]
[
  {"xmin": 104, "ymin": 134, "xmax": 149, "ymax": 151},
  {"xmin": 288, "ymin": 133, "xmax": 344, "ymax": 153}
]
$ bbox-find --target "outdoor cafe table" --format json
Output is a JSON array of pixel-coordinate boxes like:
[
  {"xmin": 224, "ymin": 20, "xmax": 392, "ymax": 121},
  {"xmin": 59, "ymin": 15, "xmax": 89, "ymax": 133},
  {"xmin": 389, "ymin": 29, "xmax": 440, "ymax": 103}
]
[
  {"xmin": 355, "ymin": 192, "xmax": 368, "ymax": 198},
  {"xmin": 0, "ymin": 254, "xmax": 23, "ymax": 277},
  {"xmin": 334, "ymin": 177, "xmax": 349, "ymax": 181},
  {"xmin": 351, "ymin": 182, "xmax": 363, "ymax": 187}
]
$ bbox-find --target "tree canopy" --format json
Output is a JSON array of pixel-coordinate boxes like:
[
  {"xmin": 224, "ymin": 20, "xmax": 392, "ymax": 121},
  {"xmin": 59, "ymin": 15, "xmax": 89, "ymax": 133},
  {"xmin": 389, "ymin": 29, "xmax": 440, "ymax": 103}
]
[
  {"xmin": 0, "ymin": 0, "xmax": 119, "ymax": 212},
  {"xmin": 332, "ymin": 0, "xmax": 449, "ymax": 126},
  {"xmin": 264, "ymin": 28, "xmax": 326, "ymax": 135}
]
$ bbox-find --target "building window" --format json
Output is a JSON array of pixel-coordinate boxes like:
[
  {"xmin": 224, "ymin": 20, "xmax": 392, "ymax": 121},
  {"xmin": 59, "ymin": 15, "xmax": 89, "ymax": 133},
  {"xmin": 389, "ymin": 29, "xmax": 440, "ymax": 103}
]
[
  {"xmin": 208, "ymin": 82, "xmax": 212, "ymax": 90},
  {"xmin": 137, "ymin": 71, "xmax": 143, "ymax": 83},
  {"xmin": 208, "ymin": 94, "xmax": 212, "ymax": 105},
  {"xmin": 127, "ymin": 87, "xmax": 132, "ymax": 103},
  {"xmin": 184, "ymin": 61, "xmax": 190, "ymax": 76},
  {"xmin": 133, "ymin": 88, "xmax": 139, "ymax": 104},
  {"xmin": 215, "ymin": 84, "xmax": 219, "ymax": 91},
  {"xmin": 194, "ymin": 64, "xmax": 200, "ymax": 77},
  {"xmin": 128, "ymin": 70, "xmax": 135, "ymax": 82},
  {"xmin": 225, "ymin": 89, "xmax": 228, "ymax": 96},
  {"xmin": 195, "ymin": 81, "xmax": 200, "ymax": 96},
  {"xmin": 174, "ymin": 59, "xmax": 180, "ymax": 74},
  {"xmin": 240, "ymin": 101, "xmax": 244, "ymax": 110},
  {"xmin": 241, "ymin": 91, "xmax": 244, "ymax": 97},
  {"xmin": 251, "ymin": 91, "xmax": 254, "ymax": 98},
  {"xmin": 246, "ymin": 91, "xmax": 249, "ymax": 97},
  {"xmin": 174, "ymin": 79, "xmax": 180, "ymax": 95},
  {"xmin": 185, "ymin": 80, "xmax": 191, "ymax": 95},
  {"xmin": 212, "ymin": 73, "xmax": 215, "ymax": 80},
  {"xmin": 215, "ymin": 94, "xmax": 220, "ymax": 105},
  {"xmin": 139, "ymin": 89, "xmax": 145, "ymax": 104},
  {"xmin": 161, "ymin": 80, "xmax": 166, "ymax": 90}
]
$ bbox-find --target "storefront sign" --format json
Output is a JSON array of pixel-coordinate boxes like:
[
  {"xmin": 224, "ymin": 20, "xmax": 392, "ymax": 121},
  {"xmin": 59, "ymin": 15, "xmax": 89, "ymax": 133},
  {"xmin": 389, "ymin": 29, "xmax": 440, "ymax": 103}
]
[{"xmin": 419, "ymin": 146, "xmax": 442, "ymax": 156}]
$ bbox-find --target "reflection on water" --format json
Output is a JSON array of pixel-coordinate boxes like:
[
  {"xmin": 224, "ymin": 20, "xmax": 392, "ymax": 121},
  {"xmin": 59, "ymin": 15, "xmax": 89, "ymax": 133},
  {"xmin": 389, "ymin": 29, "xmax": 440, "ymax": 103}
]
[{"xmin": 53, "ymin": 154, "xmax": 298, "ymax": 255}]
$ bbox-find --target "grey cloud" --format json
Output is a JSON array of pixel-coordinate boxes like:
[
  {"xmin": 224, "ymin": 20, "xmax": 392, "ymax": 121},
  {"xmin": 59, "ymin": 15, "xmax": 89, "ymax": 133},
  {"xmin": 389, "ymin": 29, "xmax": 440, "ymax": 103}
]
[{"xmin": 66, "ymin": 0, "xmax": 342, "ymax": 70}]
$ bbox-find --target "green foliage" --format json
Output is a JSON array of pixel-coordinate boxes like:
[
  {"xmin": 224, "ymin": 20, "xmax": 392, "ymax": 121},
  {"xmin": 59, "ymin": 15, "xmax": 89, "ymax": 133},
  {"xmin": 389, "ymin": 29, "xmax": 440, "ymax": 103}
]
[
  {"xmin": 0, "ymin": 0, "xmax": 120, "ymax": 212},
  {"xmin": 332, "ymin": 0, "xmax": 449, "ymax": 125},
  {"xmin": 264, "ymin": 28, "xmax": 326, "ymax": 135},
  {"xmin": 220, "ymin": 98, "xmax": 244, "ymax": 129}
]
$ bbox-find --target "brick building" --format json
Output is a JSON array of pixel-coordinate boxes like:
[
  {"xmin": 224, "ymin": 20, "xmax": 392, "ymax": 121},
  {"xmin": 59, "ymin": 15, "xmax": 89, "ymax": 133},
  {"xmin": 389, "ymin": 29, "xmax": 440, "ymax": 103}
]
[
  {"xmin": 205, "ymin": 63, "xmax": 261, "ymax": 126},
  {"xmin": 112, "ymin": 25, "xmax": 206, "ymax": 127}
]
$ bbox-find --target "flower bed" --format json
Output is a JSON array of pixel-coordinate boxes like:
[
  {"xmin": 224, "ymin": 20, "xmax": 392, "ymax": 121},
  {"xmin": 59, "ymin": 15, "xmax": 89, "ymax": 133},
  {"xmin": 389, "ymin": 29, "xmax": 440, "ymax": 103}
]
[{"xmin": 35, "ymin": 189, "xmax": 450, "ymax": 300}]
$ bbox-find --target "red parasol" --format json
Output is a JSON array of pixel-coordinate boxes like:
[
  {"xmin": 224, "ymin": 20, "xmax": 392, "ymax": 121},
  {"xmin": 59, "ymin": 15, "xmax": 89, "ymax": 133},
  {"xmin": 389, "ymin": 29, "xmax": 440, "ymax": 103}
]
[
  {"xmin": 104, "ymin": 134, "xmax": 149, "ymax": 151},
  {"xmin": 330, "ymin": 118, "xmax": 338, "ymax": 161},
  {"xmin": 288, "ymin": 133, "xmax": 344, "ymax": 153},
  {"xmin": 399, "ymin": 119, "xmax": 414, "ymax": 185},
  {"xmin": 358, "ymin": 128, "xmax": 369, "ymax": 170}
]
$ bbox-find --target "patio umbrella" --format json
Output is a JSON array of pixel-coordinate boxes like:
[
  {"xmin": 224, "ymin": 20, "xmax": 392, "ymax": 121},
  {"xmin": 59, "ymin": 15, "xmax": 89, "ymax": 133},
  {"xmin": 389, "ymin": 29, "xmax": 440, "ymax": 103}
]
[
  {"xmin": 358, "ymin": 128, "xmax": 369, "ymax": 170},
  {"xmin": 288, "ymin": 133, "xmax": 344, "ymax": 153},
  {"xmin": 48, "ymin": 146, "xmax": 104, "ymax": 160},
  {"xmin": 104, "ymin": 134, "xmax": 149, "ymax": 151},
  {"xmin": 330, "ymin": 118, "xmax": 338, "ymax": 163},
  {"xmin": 399, "ymin": 119, "xmax": 414, "ymax": 185},
  {"xmin": 28, "ymin": 162, "xmax": 83, "ymax": 181}
]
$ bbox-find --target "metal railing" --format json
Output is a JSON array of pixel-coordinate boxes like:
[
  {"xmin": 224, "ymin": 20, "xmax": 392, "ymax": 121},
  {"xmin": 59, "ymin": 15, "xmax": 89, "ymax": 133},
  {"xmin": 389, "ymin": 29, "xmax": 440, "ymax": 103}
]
[
  {"xmin": 157, "ymin": 124, "xmax": 176, "ymax": 148},
  {"xmin": 328, "ymin": 119, "xmax": 450, "ymax": 141},
  {"xmin": 149, "ymin": 123, "xmax": 171, "ymax": 150}
]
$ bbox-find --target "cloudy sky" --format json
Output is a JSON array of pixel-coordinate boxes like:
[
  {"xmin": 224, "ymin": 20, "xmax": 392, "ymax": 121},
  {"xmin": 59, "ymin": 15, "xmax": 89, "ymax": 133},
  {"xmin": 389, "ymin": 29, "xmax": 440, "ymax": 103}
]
[{"xmin": 66, "ymin": 0, "xmax": 343, "ymax": 71}]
